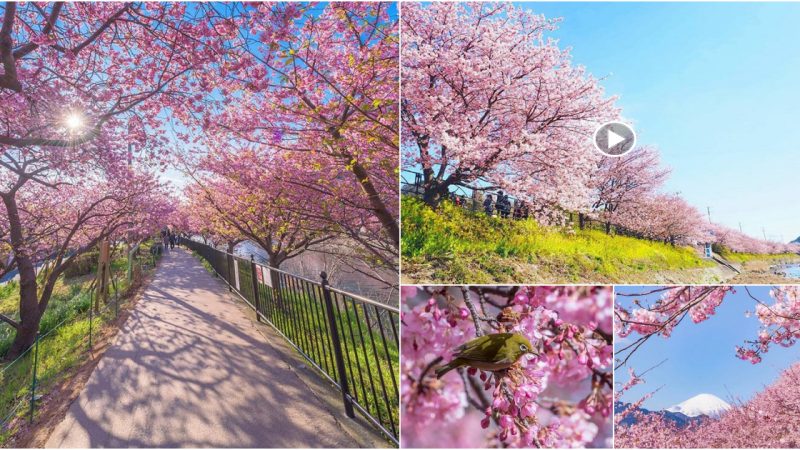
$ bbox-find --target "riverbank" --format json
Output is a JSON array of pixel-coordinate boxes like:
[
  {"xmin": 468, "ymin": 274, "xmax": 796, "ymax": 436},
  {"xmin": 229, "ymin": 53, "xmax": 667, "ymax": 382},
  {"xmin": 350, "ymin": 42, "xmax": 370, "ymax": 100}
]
[
  {"xmin": 726, "ymin": 259, "xmax": 800, "ymax": 283},
  {"xmin": 401, "ymin": 197, "xmax": 799, "ymax": 284}
]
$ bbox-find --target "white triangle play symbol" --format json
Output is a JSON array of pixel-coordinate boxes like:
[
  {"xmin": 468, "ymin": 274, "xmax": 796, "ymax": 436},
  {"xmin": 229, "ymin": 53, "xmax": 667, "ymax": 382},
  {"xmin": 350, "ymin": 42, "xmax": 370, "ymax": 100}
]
[{"xmin": 607, "ymin": 129, "xmax": 626, "ymax": 148}]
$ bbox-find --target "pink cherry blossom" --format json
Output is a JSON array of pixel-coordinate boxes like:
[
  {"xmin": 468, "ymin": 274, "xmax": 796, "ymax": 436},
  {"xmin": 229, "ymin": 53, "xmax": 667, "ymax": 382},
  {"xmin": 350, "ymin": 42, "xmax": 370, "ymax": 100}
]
[{"xmin": 402, "ymin": 286, "xmax": 612, "ymax": 448}]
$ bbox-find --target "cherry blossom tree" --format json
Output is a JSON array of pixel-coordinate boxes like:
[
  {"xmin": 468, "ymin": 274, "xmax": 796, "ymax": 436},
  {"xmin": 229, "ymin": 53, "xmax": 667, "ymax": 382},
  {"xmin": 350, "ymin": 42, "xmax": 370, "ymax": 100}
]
[
  {"xmin": 590, "ymin": 147, "xmax": 670, "ymax": 233},
  {"xmin": 615, "ymin": 286, "xmax": 800, "ymax": 447},
  {"xmin": 402, "ymin": 285, "xmax": 612, "ymax": 448},
  {"xmin": 616, "ymin": 361, "xmax": 800, "ymax": 448},
  {"xmin": 184, "ymin": 147, "xmax": 333, "ymax": 269},
  {"xmin": 186, "ymin": 2, "xmax": 399, "ymax": 267},
  {"xmin": 610, "ymin": 193, "xmax": 707, "ymax": 246},
  {"xmin": 615, "ymin": 286, "xmax": 800, "ymax": 366},
  {"xmin": 0, "ymin": 172, "xmax": 174, "ymax": 359},
  {"xmin": 402, "ymin": 2, "xmax": 618, "ymax": 213},
  {"xmin": 703, "ymin": 223, "xmax": 798, "ymax": 255},
  {"xmin": 0, "ymin": 2, "xmax": 221, "ymax": 359},
  {"xmin": 398, "ymin": 2, "xmax": 793, "ymax": 258}
]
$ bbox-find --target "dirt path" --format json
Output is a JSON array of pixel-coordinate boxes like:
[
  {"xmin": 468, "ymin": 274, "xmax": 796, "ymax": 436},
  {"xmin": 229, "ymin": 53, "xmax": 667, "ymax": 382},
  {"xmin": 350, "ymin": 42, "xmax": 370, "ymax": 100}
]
[{"xmin": 45, "ymin": 247, "xmax": 358, "ymax": 448}]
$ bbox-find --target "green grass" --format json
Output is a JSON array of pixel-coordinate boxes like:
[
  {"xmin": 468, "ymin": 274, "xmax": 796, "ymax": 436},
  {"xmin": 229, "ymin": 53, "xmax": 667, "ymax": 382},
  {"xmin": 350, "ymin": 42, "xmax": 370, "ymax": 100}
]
[
  {"xmin": 401, "ymin": 196, "xmax": 714, "ymax": 282},
  {"xmin": 0, "ymin": 242, "xmax": 160, "ymax": 442},
  {"xmin": 716, "ymin": 249, "xmax": 798, "ymax": 264},
  {"xmin": 191, "ymin": 250, "xmax": 217, "ymax": 276}
]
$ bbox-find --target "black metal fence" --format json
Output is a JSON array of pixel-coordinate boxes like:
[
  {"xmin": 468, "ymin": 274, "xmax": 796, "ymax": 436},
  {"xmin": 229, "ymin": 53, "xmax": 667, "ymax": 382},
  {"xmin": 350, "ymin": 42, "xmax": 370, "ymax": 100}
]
[
  {"xmin": 401, "ymin": 169, "xmax": 528, "ymax": 217},
  {"xmin": 181, "ymin": 238, "xmax": 400, "ymax": 445}
]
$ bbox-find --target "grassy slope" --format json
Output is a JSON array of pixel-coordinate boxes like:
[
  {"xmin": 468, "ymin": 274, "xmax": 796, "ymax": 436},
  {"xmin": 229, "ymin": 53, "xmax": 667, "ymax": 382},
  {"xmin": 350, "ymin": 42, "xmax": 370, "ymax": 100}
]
[
  {"xmin": 401, "ymin": 197, "xmax": 720, "ymax": 283},
  {"xmin": 717, "ymin": 249, "xmax": 798, "ymax": 264},
  {"xmin": 0, "ymin": 242, "xmax": 159, "ymax": 441}
]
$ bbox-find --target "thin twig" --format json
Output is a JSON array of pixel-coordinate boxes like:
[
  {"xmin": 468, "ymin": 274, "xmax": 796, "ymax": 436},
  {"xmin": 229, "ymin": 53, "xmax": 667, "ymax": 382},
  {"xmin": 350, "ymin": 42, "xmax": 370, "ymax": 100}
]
[{"xmin": 461, "ymin": 286, "xmax": 484, "ymax": 336}]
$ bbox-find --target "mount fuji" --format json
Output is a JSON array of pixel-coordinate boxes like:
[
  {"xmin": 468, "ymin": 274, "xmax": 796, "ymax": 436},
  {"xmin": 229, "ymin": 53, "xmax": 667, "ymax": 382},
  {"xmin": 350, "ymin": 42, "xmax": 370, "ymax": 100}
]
[
  {"xmin": 616, "ymin": 393, "xmax": 732, "ymax": 428},
  {"xmin": 665, "ymin": 393, "xmax": 731, "ymax": 419}
]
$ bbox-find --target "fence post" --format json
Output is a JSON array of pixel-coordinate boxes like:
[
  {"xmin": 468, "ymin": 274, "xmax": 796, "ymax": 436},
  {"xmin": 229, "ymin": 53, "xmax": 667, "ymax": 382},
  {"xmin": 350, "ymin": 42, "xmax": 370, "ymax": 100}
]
[
  {"xmin": 250, "ymin": 255, "xmax": 261, "ymax": 323},
  {"xmin": 88, "ymin": 295, "xmax": 93, "ymax": 350},
  {"xmin": 320, "ymin": 272, "xmax": 355, "ymax": 419},
  {"xmin": 29, "ymin": 333, "xmax": 40, "ymax": 423},
  {"xmin": 226, "ymin": 253, "xmax": 233, "ymax": 292}
]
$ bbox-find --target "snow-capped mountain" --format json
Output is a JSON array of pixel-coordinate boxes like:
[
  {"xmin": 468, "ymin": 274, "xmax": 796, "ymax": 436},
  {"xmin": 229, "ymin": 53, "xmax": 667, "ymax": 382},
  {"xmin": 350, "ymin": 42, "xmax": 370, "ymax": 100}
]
[
  {"xmin": 614, "ymin": 402, "xmax": 703, "ymax": 428},
  {"xmin": 666, "ymin": 393, "xmax": 731, "ymax": 419}
]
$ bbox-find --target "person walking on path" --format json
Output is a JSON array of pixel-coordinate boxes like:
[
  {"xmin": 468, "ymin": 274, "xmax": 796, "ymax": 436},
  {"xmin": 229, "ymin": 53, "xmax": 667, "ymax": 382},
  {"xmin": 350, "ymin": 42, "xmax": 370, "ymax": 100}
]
[{"xmin": 160, "ymin": 227, "xmax": 169, "ymax": 253}]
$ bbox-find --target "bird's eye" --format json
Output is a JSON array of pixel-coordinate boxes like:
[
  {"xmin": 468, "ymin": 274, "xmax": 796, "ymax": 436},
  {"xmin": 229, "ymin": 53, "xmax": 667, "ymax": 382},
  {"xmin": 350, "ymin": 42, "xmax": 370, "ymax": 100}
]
[{"xmin": 519, "ymin": 344, "xmax": 528, "ymax": 352}]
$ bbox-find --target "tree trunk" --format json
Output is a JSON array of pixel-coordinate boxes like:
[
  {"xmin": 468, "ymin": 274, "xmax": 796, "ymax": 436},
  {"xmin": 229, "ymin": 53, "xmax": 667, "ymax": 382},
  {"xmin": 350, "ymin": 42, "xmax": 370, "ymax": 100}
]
[
  {"xmin": 578, "ymin": 213, "xmax": 586, "ymax": 230},
  {"xmin": 2, "ymin": 194, "xmax": 42, "ymax": 360},
  {"xmin": 350, "ymin": 160, "xmax": 399, "ymax": 247},
  {"xmin": 422, "ymin": 181, "xmax": 449, "ymax": 208},
  {"xmin": 5, "ymin": 308, "xmax": 40, "ymax": 360},
  {"xmin": 605, "ymin": 221, "xmax": 612, "ymax": 235}
]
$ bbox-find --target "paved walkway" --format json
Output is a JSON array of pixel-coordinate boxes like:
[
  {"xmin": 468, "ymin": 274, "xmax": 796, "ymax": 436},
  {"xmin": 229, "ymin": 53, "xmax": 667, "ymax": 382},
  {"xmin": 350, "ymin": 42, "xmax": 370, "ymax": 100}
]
[{"xmin": 46, "ymin": 247, "xmax": 358, "ymax": 448}]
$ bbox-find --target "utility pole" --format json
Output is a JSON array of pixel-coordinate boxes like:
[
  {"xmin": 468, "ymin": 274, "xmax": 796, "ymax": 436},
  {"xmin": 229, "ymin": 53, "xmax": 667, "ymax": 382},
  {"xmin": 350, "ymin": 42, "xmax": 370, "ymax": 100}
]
[
  {"xmin": 706, "ymin": 206, "xmax": 712, "ymax": 223},
  {"xmin": 763, "ymin": 227, "xmax": 767, "ymax": 240},
  {"xmin": 739, "ymin": 222, "xmax": 743, "ymax": 233}
]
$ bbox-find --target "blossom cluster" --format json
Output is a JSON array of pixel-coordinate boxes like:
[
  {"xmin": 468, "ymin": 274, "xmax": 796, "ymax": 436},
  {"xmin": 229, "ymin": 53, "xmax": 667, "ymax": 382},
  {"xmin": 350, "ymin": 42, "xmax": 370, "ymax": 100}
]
[
  {"xmin": 615, "ymin": 286, "xmax": 734, "ymax": 339},
  {"xmin": 401, "ymin": 294, "xmax": 474, "ymax": 442},
  {"xmin": 738, "ymin": 286, "xmax": 800, "ymax": 363},
  {"xmin": 616, "ymin": 286, "xmax": 800, "ymax": 364},
  {"xmin": 401, "ymin": 286, "xmax": 612, "ymax": 448}
]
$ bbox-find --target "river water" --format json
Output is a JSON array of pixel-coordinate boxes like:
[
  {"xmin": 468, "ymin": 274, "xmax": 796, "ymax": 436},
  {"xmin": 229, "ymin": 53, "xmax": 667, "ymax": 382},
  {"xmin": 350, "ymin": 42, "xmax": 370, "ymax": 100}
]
[
  {"xmin": 230, "ymin": 240, "xmax": 398, "ymax": 304},
  {"xmin": 778, "ymin": 263, "xmax": 800, "ymax": 278}
]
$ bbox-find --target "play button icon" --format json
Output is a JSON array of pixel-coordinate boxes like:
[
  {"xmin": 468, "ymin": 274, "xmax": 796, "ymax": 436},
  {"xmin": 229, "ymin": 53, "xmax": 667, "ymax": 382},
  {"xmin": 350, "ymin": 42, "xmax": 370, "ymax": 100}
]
[{"xmin": 593, "ymin": 122, "xmax": 636, "ymax": 156}]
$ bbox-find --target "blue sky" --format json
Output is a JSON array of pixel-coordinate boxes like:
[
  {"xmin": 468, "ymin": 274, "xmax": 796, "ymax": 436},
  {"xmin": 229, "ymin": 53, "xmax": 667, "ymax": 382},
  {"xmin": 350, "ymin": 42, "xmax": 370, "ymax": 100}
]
[
  {"xmin": 615, "ymin": 285, "xmax": 800, "ymax": 410},
  {"xmin": 520, "ymin": 2, "xmax": 800, "ymax": 243}
]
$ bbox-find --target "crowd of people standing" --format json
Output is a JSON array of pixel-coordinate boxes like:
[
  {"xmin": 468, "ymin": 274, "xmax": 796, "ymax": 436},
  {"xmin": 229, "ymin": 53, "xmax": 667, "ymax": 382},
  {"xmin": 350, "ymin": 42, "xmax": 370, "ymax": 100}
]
[{"xmin": 448, "ymin": 190, "xmax": 530, "ymax": 220}]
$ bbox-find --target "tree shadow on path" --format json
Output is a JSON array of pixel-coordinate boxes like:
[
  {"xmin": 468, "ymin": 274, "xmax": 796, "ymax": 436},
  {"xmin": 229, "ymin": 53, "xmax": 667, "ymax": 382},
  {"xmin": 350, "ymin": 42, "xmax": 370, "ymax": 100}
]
[{"xmin": 45, "ymin": 248, "xmax": 359, "ymax": 448}]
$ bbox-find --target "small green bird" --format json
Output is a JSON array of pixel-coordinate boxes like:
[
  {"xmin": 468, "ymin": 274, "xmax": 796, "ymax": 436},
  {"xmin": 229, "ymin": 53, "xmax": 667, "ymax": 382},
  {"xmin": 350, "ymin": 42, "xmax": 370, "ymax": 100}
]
[{"xmin": 436, "ymin": 332, "xmax": 535, "ymax": 378}]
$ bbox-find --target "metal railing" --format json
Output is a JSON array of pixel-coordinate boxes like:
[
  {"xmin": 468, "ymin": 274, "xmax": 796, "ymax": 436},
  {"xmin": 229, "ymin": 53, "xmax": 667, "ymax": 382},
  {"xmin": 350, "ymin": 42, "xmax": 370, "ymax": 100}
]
[
  {"xmin": 181, "ymin": 238, "xmax": 400, "ymax": 445},
  {"xmin": 401, "ymin": 169, "xmax": 527, "ymax": 216}
]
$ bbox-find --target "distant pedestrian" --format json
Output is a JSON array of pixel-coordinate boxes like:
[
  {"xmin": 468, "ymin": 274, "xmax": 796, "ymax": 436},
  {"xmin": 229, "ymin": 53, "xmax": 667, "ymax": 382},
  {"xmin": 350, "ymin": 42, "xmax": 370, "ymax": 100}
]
[
  {"xmin": 169, "ymin": 232, "xmax": 176, "ymax": 250},
  {"xmin": 483, "ymin": 194, "xmax": 494, "ymax": 216},
  {"xmin": 161, "ymin": 227, "xmax": 170, "ymax": 252},
  {"xmin": 496, "ymin": 191, "xmax": 510, "ymax": 218}
]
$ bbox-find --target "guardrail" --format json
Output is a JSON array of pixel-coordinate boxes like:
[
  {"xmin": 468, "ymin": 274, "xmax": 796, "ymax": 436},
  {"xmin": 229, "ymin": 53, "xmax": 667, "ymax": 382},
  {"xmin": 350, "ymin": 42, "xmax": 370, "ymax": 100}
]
[{"xmin": 180, "ymin": 238, "xmax": 400, "ymax": 445}]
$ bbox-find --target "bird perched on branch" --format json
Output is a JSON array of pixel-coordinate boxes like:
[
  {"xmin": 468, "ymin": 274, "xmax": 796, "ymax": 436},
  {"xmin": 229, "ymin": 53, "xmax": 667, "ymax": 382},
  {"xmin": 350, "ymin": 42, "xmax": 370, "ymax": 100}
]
[{"xmin": 436, "ymin": 332, "xmax": 536, "ymax": 378}]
